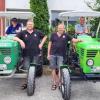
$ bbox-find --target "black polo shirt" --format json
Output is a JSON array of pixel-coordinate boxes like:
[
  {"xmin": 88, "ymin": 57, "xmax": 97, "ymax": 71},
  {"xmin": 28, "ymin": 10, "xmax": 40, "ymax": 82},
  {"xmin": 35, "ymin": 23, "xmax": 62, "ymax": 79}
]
[
  {"xmin": 16, "ymin": 29, "xmax": 44, "ymax": 57},
  {"xmin": 50, "ymin": 33, "xmax": 72, "ymax": 57}
]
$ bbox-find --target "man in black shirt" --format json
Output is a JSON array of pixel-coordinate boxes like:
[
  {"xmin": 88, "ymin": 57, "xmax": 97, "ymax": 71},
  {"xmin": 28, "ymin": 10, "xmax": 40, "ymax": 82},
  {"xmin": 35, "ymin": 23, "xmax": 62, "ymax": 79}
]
[
  {"xmin": 13, "ymin": 20, "xmax": 47, "ymax": 89},
  {"xmin": 47, "ymin": 23, "xmax": 81, "ymax": 90}
]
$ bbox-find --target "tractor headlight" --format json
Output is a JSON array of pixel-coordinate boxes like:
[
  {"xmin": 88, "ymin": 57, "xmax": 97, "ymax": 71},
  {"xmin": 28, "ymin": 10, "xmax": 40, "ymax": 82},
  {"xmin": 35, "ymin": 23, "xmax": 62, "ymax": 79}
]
[
  {"xmin": 4, "ymin": 56, "xmax": 11, "ymax": 64},
  {"xmin": 87, "ymin": 59, "xmax": 94, "ymax": 66}
]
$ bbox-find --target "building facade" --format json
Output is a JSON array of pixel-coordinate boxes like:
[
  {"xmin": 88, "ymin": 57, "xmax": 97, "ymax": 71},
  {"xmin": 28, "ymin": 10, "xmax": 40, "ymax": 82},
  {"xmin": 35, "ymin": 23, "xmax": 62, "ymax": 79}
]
[{"xmin": 0, "ymin": 0, "xmax": 5, "ymax": 36}]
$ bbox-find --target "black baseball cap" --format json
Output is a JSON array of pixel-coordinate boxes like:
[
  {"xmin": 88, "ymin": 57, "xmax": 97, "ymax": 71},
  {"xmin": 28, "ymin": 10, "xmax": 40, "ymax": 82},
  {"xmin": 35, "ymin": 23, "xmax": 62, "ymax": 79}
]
[{"xmin": 11, "ymin": 18, "xmax": 18, "ymax": 22}]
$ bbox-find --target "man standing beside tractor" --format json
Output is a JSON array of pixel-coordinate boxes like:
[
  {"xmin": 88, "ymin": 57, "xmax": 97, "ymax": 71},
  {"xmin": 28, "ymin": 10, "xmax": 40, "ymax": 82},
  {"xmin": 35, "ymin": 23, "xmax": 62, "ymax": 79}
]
[
  {"xmin": 47, "ymin": 23, "xmax": 82, "ymax": 90},
  {"xmin": 13, "ymin": 19, "xmax": 47, "ymax": 89}
]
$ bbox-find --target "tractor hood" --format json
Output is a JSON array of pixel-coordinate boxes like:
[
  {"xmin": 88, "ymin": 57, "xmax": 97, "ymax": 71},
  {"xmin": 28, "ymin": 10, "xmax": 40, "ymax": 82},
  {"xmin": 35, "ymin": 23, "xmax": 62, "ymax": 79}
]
[
  {"xmin": 1, "ymin": 34, "xmax": 16, "ymax": 40},
  {"xmin": 0, "ymin": 35, "xmax": 18, "ymax": 47},
  {"xmin": 76, "ymin": 35, "xmax": 100, "ymax": 49},
  {"xmin": 0, "ymin": 40, "xmax": 18, "ymax": 47}
]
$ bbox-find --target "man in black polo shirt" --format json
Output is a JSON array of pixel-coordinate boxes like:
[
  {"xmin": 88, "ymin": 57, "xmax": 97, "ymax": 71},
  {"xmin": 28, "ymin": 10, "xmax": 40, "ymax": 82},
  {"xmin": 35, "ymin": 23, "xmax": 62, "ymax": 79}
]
[
  {"xmin": 47, "ymin": 23, "xmax": 81, "ymax": 90},
  {"xmin": 13, "ymin": 20, "xmax": 47, "ymax": 89}
]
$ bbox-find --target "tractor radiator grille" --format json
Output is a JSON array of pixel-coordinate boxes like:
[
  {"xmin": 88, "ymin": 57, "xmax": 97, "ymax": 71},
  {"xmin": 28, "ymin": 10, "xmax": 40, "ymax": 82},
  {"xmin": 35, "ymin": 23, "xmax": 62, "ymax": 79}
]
[
  {"xmin": 0, "ymin": 48, "xmax": 11, "ymax": 55},
  {"xmin": 80, "ymin": 48, "xmax": 84, "ymax": 57},
  {"xmin": 87, "ymin": 50, "xmax": 98, "ymax": 57}
]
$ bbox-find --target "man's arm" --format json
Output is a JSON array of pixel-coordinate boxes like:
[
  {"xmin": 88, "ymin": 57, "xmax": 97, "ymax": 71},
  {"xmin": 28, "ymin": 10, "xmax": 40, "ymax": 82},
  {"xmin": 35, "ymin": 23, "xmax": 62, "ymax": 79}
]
[
  {"xmin": 16, "ymin": 24, "xmax": 22, "ymax": 33},
  {"xmin": 47, "ymin": 41, "xmax": 52, "ymax": 60},
  {"xmin": 13, "ymin": 37, "xmax": 25, "ymax": 49},
  {"xmin": 16, "ymin": 27, "xmax": 22, "ymax": 33},
  {"xmin": 39, "ymin": 35, "xmax": 47, "ymax": 49},
  {"xmin": 84, "ymin": 25, "xmax": 89, "ymax": 33},
  {"xmin": 75, "ymin": 31, "xmax": 83, "ymax": 34},
  {"xmin": 72, "ymin": 38, "xmax": 82, "ymax": 43},
  {"xmin": 6, "ymin": 26, "xmax": 11, "ymax": 35},
  {"xmin": 75, "ymin": 24, "xmax": 81, "ymax": 34},
  {"xmin": 75, "ymin": 24, "xmax": 89, "ymax": 34}
]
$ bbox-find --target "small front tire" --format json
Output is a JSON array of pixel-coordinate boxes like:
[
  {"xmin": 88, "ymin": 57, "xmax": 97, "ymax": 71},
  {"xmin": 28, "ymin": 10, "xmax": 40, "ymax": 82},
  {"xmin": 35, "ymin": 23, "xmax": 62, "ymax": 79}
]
[{"xmin": 27, "ymin": 66, "xmax": 35, "ymax": 96}]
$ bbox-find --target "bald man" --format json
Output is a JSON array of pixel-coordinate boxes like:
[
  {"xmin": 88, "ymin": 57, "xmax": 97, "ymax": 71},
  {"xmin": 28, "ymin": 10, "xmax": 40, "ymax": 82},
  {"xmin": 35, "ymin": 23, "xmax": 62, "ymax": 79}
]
[{"xmin": 47, "ymin": 23, "xmax": 81, "ymax": 90}]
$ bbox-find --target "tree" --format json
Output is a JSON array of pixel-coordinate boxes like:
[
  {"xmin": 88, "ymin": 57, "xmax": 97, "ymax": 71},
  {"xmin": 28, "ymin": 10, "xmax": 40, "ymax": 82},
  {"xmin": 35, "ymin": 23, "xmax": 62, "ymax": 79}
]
[
  {"xmin": 94, "ymin": 0, "xmax": 100, "ymax": 11},
  {"xmin": 86, "ymin": 0, "xmax": 100, "ymax": 11},
  {"xmin": 30, "ymin": 0, "xmax": 49, "ymax": 64},
  {"xmin": 30, "ymin": 0, "xmax": 49, "ymax": 35},
  {"xmin": 86, "ymin": 0, "xmax": 100, "ymax": 32}
]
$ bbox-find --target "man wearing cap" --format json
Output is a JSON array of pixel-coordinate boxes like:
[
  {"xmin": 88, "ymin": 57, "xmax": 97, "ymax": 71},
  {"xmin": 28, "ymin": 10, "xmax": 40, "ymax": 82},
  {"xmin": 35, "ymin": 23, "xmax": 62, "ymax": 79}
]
[{"xmin": 6, "ymin": 18, "xmax": 22, "ymax": 35}]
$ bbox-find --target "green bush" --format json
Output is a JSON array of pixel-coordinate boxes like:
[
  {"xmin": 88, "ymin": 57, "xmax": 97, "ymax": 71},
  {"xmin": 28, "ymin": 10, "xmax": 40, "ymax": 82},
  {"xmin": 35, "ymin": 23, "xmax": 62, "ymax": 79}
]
[
  {"xmin": 87, "ymin": 0, "xmax": 100, "ymax": 33},
  {"xmin": 90, "ymin": 18, "xmax": 100, "ymax": 32},
  {"xmin": 67, "ymin": 24, "xmax": 75, "ymax": 35}
]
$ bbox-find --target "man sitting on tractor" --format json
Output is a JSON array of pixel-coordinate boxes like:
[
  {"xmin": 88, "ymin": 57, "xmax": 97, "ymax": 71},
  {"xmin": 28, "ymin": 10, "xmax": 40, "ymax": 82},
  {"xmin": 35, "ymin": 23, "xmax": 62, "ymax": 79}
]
[
  {"xmin": 75, "ymin": 17, "xmax": 88, "ymax": 34},
  {"xmin": 6, "ymin": 18, "xmax": 22, "ymax": 35},
  {"xmin": 13, "ymin": 19, "xmax": 47, "ymax": 89}
]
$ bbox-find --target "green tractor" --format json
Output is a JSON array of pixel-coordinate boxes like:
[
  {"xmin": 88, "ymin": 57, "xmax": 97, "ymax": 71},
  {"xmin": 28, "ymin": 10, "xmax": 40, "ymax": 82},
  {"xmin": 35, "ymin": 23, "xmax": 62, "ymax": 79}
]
[
  {"xmin": 75, "ymin": 35, "xmax": 100, "ymax": 75},
  {"xmin": 0, "ymin": 11, "xmax": 43, "ymax": 96},
  {"xmin": 0, "ymin": 36, "xmax": 20, "ymax": 74},
  {"xmin": 59, "ymin": 11, "xmax": 100, "ymax": 100}
]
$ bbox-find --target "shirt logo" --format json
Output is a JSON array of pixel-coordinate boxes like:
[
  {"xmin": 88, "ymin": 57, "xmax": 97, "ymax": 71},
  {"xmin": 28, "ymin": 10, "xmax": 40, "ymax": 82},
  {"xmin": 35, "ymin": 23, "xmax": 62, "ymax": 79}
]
[
  {"xmin": 25, "ymin": 34, "xmax": 27, "ymax": 38},
  {"xmin": 63, "ymin": 35, "xmax": 65, "ymax": 38},
  {"xmin": 34, "ymin": 34, "xmax": 37, "ymax": 37}
]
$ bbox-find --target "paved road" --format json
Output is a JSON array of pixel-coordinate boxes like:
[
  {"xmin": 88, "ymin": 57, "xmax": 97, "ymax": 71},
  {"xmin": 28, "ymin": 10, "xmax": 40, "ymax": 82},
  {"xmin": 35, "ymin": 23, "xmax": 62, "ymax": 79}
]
[{"xmin": 0, "ymin": 75, "xmax": 100, "ymax": 100}]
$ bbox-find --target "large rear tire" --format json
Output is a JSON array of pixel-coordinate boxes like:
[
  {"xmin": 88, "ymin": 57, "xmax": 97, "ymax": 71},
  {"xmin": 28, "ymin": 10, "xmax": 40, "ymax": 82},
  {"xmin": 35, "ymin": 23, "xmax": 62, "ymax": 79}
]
[
  {"xmin": 36, "ymin": 65, "xmax": 43, "ymax": 77},
  {"xmin": 60, "ymin": 68, "xmax": 71, "ymax": 100},
  {"xmin": 27, "ymin": 66, "xmax": 35, "ymax": 96},
  {"xmin": 36, "ymin": 52, "xmax": 43, "ymax": 77}
]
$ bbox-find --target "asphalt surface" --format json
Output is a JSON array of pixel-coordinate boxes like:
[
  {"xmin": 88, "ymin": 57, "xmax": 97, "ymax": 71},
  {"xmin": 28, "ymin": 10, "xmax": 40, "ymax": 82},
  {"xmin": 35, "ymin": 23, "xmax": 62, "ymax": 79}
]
[{"xmin": 0, "ymin": 75, "xmax": 100, "ymax": 100}]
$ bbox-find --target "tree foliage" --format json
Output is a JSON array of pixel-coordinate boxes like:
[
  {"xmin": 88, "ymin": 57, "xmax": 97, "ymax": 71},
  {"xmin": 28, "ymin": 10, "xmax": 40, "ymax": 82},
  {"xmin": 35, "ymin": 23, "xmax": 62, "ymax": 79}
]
[
  {"xmin": 86, "ymin": 0, "xmax": 100, "ymax": 32},
  {"xmin": 30, "ymin": 0, "xmax": 49, "ymax": 35},
  {"xmin": 30, "ymin": 0, "xmax": 49, "ymax": 64}
]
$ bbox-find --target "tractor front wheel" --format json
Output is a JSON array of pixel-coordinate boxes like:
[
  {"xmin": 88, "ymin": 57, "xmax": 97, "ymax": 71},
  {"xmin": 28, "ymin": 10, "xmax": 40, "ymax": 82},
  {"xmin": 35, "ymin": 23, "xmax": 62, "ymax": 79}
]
[
  {"xmin": 60, "ymin": 68, "xmax": 71, "ymax": 100},
  {"xmin": 27, "ymin": 66, "xmax": 35, "ymax": 96}
]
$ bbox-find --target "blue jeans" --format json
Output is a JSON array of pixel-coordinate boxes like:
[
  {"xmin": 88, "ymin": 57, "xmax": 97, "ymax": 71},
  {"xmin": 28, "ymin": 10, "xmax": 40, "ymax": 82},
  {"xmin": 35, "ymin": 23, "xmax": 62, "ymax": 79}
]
[
  {"xmin": 23, "ymin": 56, "xmax": 39, "ymax": 70},
  {"xmin": 49, "ymin": 55, "xmax": 63, "ymax": 69}
]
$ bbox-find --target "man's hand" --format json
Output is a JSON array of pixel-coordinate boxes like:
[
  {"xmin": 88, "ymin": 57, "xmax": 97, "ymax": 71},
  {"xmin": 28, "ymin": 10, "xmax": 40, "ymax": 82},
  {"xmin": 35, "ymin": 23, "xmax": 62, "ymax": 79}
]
[
  {"xmin": 13, "ymin": 37, "xmax": 25, "ymax": 49},
  {"xmin": 47, "ymin": 54, "xmax": 51, "ymax": 60},
  {"xmin": 39, "ymin": 43, "xmax": 43, "ymax": 50},
  {"xmin": 78, "ymin": 39, "xmax": 83, "ymax": 42},
  {"xmin": 20, "ymin": 40, "xmax": 25, "ymax": 49},
  {"xmin": 16, "ymin": 30, "xmax": 21, "ymax": 33},
  {"xmin": 72, "ymin": 38, "xmax": 83, "ymax": 43},
  {"xmin": 39, "ymin": 35, "xmax": 47, "ymax": 50}
]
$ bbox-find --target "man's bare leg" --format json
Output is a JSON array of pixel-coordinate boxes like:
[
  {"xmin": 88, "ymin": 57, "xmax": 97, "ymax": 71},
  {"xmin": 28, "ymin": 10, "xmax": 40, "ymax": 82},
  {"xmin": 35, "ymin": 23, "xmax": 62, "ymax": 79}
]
[{"xmin": 51, "ymin": 69, "xmax": 57, "ymax": 90}]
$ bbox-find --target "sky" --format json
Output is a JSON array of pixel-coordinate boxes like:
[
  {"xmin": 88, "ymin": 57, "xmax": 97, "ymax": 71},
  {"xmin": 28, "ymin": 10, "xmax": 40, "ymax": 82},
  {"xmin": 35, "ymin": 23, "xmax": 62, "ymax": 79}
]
[{"xmin": 5, "ymin": 0, "xmax": 95, "ymax": 11}]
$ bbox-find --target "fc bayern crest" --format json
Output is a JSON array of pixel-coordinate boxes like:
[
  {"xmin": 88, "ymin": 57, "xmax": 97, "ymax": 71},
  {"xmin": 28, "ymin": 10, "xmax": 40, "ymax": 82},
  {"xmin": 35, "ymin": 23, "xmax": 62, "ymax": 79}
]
[
  {"xmin": 63, "ymin": 35, "xmax": 65, "ymax": 38},
  {"xmin": 25, "ymin": 34, "xmax": 27, "ymax": 37},
  {"xmin": 34, "ymin": 34, "xmax": 37, "ymax": 37}
]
